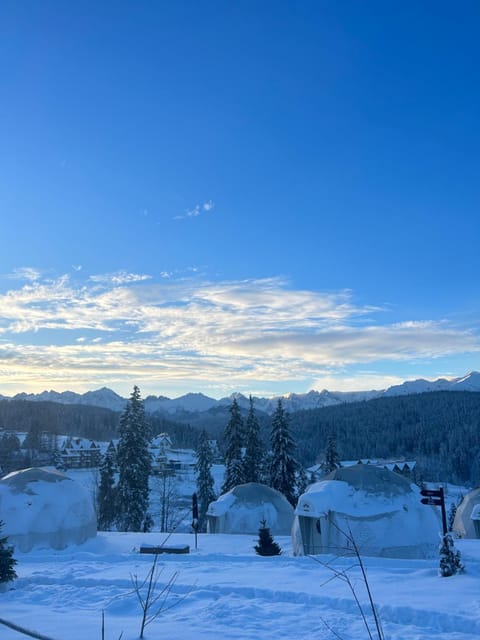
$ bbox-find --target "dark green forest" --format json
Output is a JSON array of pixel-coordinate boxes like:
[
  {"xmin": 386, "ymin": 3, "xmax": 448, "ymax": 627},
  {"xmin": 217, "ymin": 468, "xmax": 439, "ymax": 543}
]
[
  {"xmin": 0, "ymin": 400, "xmax": 199, "ymax": 449},
  {"xmin": 1, "ymin": 391, "xmax": 479, "ymax": 484},
  {"xmin": 291, "ymin": 391, "xmax": 480, "ymax": 484}
]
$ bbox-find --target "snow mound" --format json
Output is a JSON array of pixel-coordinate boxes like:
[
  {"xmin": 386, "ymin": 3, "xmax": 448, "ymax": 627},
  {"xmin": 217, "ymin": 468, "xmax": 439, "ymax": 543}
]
[{"xmin": 0, "ymin": 467, "xmax": 97, "ymax": 552}]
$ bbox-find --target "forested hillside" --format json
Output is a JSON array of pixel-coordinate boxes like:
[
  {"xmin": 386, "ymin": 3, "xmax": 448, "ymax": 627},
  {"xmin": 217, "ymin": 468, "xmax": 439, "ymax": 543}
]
[
  {"xmin": 292, "ymin": 391, "xmax": 480, "ymax": 484},
  {"xmin": 0, "ymin": 400, "xmax": 198, "ymax": 448},
  {"xmin": 2, "ymin": 391, "xmax": 479, "ymax": 484}
]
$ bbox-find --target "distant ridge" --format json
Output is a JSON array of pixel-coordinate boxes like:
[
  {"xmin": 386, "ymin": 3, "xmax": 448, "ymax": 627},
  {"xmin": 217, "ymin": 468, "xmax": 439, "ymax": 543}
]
[{"xmin": 1, "ymin": 372, "xmax": 479, "ymax": 416}]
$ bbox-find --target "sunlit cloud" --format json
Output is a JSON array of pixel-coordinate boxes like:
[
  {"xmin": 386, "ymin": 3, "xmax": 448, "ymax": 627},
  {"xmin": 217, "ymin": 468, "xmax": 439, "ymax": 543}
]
[{"xmin": 0, "ymin": 271, "xmax": 478, "ymax": 396}]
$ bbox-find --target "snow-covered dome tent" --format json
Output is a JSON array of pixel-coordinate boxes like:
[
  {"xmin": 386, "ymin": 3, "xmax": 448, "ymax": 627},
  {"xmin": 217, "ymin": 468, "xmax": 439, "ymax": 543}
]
[
  {"xmin": 206, "ymin": 483, "xmax": 294, "ymax": 535},
  {"xmin": 293, "ymin": 464, "xmax": 440, "ymax": 558},
  {"xmin": 452, "ymin": 488, "xmax": 480, "ymax": 539},
  {"xmin": 0, "ymin": 467, "xmax": 97, "ymax": 552}
]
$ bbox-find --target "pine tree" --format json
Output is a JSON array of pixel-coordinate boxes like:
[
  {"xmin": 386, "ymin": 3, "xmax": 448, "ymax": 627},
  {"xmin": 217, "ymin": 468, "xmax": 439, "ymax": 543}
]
[
  {"xmin": 448, "ymin": 502, "xmax": 457, "ymax": 532},
  {"xmin": 195, "ymin": 430, "xmax": 216, "ymax": 532},
  {"xmin": 222, "ymin": 398, "xmax": 245, "ymax": 493},
  {"xmin": 116, "ymin": 386, "xmax": 152, "ymax": 532},
  {"xmin": 322, "ymin": 434, "xmax": 342, "ymax": 474},
  {"xmin": 439, "ymin": 533, "xmax": 464, "ymax": 577},
  {"xmin": 97, "ymin": 450, "xmax": 117, "ymax": 531},
  {"xmin": 0, "ymin": 520, "xmax": 17, "ymax": 584},
  {"xmin": 295, "ymin": 465, "xmax": 309, "ymax": 498},
  {"xmin": 269, "ymin": 399, "xmax": 299, "ymax": 506},
  {"xmin": 0, "ymin": 432, "xmax": 21, "ymax": 475},
  {"xmin": 254, "ymin": 519, "xmax": 282, "ymax": 556},
  {"xmin": 243, "ymin": 396, "xmax": 264, "ymax": 484}
]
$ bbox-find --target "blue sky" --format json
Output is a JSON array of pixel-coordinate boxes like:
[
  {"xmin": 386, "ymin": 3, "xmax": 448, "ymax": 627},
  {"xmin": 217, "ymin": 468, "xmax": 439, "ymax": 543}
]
[{"xmin": 0, "ymin": 1, "xmax": 479, "ymax": 398}]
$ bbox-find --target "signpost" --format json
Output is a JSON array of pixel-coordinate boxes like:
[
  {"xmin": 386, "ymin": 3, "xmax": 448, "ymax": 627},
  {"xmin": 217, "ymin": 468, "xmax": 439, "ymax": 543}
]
[
  {"xmin": 420, "ymin": 486, "xmax": 447, "ymax": 535},
  {"xmin": 420, "ymin": 486, "xmax": 464, "ymax": 577}
]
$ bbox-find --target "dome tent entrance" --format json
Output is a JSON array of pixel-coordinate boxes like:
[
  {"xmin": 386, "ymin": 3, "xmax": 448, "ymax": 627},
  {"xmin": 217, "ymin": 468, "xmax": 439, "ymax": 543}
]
[
  {"xmin": 293, "ymin": 465, "xmax": 440, "ymax": 559},
  {"xmin": 453, "ymin": 488, "xmax": 480, "ymax": 539}
]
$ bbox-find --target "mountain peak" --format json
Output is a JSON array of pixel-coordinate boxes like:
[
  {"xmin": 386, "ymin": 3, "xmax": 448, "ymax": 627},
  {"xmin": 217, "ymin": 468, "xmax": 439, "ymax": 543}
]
[{"xmin": 2, "ymin": 371, "xmax": 479, "ymax": 416}]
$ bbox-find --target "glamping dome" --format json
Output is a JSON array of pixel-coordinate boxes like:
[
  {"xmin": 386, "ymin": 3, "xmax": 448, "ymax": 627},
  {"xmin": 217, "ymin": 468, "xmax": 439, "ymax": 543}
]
[
  {"xmin": 453, "ymin": 488, "xmax": 480, "ymax": 539},
  {"xmin": 0, "ymin": 467, "xmax": 97, "ymax": 552},
  {"xmin": 207, "ymin": 482, "xmax": 294, "ymax": 535},
  {"xmin": 293, "ymin": 464, "xmax": 441, "ymax": 559}
]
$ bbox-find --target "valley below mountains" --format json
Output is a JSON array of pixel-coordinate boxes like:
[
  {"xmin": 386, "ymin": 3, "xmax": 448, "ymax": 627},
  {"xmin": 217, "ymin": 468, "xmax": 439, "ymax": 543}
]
[{"xmin": 1, "ymin": 373, "xmax": 480, "ymax": 486}]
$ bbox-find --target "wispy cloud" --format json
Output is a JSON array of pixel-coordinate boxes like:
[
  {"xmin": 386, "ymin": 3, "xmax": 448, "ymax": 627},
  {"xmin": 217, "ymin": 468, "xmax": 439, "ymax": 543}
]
[
  {"xmin": 89, "ymin": 271, "xmax": 152, "ymax": 285},
  {"xmin": 6, "ymin": 267, "xmax": 43, "ymax": 281},
  {"xmin": 0, "ymin": 271, "xmax": 478, "ymax": 395},
  {"xmin": 174, "ymin": 200, "xmax": 215, "ymax": 220}
]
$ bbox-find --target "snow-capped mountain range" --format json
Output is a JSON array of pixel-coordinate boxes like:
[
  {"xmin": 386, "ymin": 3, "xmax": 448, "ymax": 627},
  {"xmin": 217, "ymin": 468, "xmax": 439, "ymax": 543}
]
[{"xmin": 2, "ymin": 371, "xmax": 480, "ymax": 416}]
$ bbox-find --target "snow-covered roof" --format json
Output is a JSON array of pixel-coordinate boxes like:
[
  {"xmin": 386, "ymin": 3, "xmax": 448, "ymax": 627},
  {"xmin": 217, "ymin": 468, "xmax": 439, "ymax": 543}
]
[
  {"xmin": 208, "ymin": 483, "xmax": 292, "ymax": 516},
  {"xmin": 296, "ymin": 465, "xmax": 416, "ymax": 519},
  {"xmin": 208, "ymin": 491, "xmax": 236, "ymax": 517},
  {"xmin": 207, "ymin": 483, "xmax": 294, "ymax": 535},
  {"xmin": 61, "ymin": 437, "xmax": 99, "ymax": 451},
  {"xmin": 150, "ymin": 433, "xmax": 172, "ymax": 448},
  {"xmin": 341, "ymin": 459, "xmax": 416, "ymax": 471},
  {"xmin": 296, "ymin": 479, "xmax": 413, "ymax": 519}
]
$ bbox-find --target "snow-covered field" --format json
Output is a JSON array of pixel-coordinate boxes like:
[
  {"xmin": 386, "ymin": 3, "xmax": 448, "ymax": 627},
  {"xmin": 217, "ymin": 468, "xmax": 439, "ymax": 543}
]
[{"xmin": 2, "ymin": 531, "xmax": 480, "ymax": 640}]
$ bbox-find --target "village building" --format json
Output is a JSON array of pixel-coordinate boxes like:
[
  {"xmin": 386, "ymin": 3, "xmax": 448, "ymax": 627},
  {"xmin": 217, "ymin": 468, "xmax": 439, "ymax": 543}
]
[
  {"xmin": 59, "ymin": 437, "xmax": 102, "ymax": 469},
  {"xmin": 307, "ymin": 458, "xmax": 417, "ymax": 483}
]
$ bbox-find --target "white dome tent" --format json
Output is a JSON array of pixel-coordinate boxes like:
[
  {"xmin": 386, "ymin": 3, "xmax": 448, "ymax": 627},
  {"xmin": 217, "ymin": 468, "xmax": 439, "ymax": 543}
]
[
  {"xmin": 293, "ymin": 464, "xmax": 441, "ymax": 558},
  {"xmin": 453, "ymin": 488, "xmax": 480, "ymax": 539},
  {"xmin": 206, "ymin": 482, "xmax": 294, "ymax": 535},
  {"xmin": 0, "ymin": 467, "xmax": 97, "ymax": 552}
]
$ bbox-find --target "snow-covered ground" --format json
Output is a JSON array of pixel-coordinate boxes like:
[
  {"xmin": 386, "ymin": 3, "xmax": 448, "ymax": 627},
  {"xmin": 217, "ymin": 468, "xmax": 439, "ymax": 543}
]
[
  {"xmin": 2, "ymin": 466, "xmax": 477, "ymax": 639},
  {"xmin": 2, "ymin": 531, "xmax": 480, "ymax": 640}
]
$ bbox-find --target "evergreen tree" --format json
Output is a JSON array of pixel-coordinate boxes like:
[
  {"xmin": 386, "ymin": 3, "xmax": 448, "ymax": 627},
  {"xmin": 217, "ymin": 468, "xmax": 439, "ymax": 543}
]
[
  {"xmin": 243, "ymin": 396, "xmax": 264, "ymax": 484},
  {"xmin": 116, "ymin": 386, "xmax": 152, "ymax": 532},
  {"xmin": 254, "ymin": 519, "xmax": 281, "ymax": 556},
  {"xmin": 22, "ymin": 421, "xmax": 43, "ymax": 453},
  {"xmin": 295, "ymin": 465, "xmax": 309, "ymax": 498},
  {"xmin": 0, "ymin": 433, "xmax": 21, "ymax": 475},
  {"xmin": 439, "ymin": 533, "xmax": 464, "ymax": 577},
  {"xmin": 0, "ymin": 520, "xmax": 17, "ymax": 584},
  {"xmin": 195, "ymin": 430, "xmax": 216, "ymax": 532},
  {"xmin": 260, "ymin": 450, "xmax": 274, "ymax": 485},
  {"xmin": 269, "ymin": 399, "xmax": 299, "ymax": 506},
  {"xmin": 322, "ymin": 434, "xmax": 342, "ymax": 474},
  {"xmin": 448, "ymin": 502, "xmax": 457, "ymax": 532},
  {"xmin": 222, "ymin": 398, "xmax": 245, "ymax": 493},
  {"xmin": 97, "ymin": 450, "xmax": 117, "ymax": 531}
]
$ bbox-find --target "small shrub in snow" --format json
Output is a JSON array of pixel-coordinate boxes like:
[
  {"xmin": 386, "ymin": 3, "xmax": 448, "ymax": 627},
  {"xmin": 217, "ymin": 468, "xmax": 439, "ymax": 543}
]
[
  {"xmin": 0, "ymin": 519, "xmax": 17, "ymax": 584},
  {"xmin": 254, "ymin": 519, "xmax": 281, "ymax": 556},
  {"xmin": 439, "ymin": 533, "xmax": 464, "ymax": 577}
]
